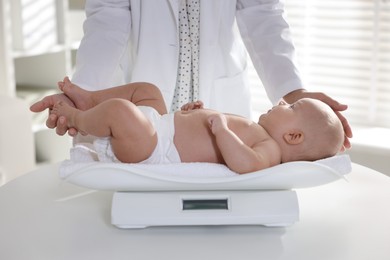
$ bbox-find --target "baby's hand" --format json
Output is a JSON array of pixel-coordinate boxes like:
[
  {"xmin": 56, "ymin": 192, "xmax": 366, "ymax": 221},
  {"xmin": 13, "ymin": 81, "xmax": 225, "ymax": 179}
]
[
  {"xmin": 181, "ymin": 100, "xmax": 204, "ymax": 111},
  {"xmin": 208, "ymin": 113, "xmax": 228, "ymax": 135}
]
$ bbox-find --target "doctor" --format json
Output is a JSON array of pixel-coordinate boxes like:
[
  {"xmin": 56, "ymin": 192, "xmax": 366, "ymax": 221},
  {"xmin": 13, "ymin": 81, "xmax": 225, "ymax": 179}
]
[{"xmin": 33, "ymin": 0, "xmax": 352, "ymax": 149}]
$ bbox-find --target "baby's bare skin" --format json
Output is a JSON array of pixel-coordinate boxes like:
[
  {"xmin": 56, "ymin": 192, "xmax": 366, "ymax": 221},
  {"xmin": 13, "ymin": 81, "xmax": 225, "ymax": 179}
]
[
  {"xmin": 47, "ymin": 77, "xmax": 344, "ymax": 173},
  {"xmin": 173, "ymin": 109, "xmax": 273, "ymax": 164},
  {"xmin": 50, "ymin": 78, "xmax": 281, "ymax": 173},
  {"xmin": 52, "ymin": 98, "xmax": 280, "ymax": 172}
]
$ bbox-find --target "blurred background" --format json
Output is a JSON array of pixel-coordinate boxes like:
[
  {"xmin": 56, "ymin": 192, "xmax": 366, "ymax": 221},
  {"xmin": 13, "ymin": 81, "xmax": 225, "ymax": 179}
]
[{"xmin": 0, "ymin": 0, "xmax": 389, "ymax": 185}]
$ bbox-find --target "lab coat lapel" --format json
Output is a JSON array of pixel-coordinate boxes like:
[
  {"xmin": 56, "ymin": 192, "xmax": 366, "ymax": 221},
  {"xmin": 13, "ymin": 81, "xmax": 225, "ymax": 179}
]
[
  {"xmin": 198, "ymin": 0, "xmax": 223, "ymax": 104},
  {"xmin": 167, "ymin": 0, "xmax": 180, "ymax": 29}
]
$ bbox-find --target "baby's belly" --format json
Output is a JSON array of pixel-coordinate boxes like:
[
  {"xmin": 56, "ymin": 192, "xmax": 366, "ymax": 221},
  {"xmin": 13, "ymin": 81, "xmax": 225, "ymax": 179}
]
[
  {"xmin": 173, "ymin": 112, "xmax": 223, "ymax": 163},
  {"xmin": 174, "ymin": 136, "xmax": 223, "ymax": 163}
]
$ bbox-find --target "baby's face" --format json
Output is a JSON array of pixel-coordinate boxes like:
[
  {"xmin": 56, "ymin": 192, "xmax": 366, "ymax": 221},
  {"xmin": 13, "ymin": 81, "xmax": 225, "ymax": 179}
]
[
  {"xmin": 258, "ymin": 100, "xmax": 301, "ymax": 130},
  {"xmin": 258, "ymin": 98, "xmax": 320, "ymax": 135}
]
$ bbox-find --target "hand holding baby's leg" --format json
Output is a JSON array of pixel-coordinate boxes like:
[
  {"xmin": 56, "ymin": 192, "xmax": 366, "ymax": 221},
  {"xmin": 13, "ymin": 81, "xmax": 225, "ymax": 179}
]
[
  {"xmin": 57, "ymin": 77, "xmax": 93, "ymax": 111},
  {"xmin": 51, "ymin": 101, "xmax": 87, "ymax": 135},
  {"xmin": 29, "ymin": 92, "xmax": 79, "ymax": 136}
]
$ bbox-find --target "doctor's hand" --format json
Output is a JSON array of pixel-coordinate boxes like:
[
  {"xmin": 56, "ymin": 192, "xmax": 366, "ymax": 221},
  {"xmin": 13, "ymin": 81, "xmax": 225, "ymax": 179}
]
[
  {"xmin": 30, "ymin": 93, "xmax": 78, "ymax": 136},
  {"xmin": 283, "ymin": 89, "xmax": 353, "ymax": 151}
]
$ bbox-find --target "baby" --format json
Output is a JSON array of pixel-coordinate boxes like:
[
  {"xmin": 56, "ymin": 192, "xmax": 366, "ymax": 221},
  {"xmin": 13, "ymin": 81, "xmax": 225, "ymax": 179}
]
[{"xmin": 32, "ymin": 77, "xmax": 344, "ymax": 174}]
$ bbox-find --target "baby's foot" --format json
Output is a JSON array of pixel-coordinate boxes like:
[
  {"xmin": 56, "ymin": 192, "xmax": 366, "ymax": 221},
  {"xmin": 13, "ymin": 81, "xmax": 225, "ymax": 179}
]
[
  {"xmin": 58, "ymin": 77, "xmax": 92, "ymax": 111},
  {"xmin": 52, "ymin": 101, "xmax": 79, "ymax": 129}
]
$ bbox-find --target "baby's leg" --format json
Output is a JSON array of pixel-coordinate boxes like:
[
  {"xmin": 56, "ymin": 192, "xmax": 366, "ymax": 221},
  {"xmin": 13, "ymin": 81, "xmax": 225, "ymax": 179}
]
[
  {"xmin": 52, "ymin": 99, "xmax": 157, "ymax": 163},
  {"xmin": 60, "ymin": 77, "xmax": 168, "ymax": 115},
  {"xmin": 92, "ymin": 82, "xmax": 168, "ymax": 115}
]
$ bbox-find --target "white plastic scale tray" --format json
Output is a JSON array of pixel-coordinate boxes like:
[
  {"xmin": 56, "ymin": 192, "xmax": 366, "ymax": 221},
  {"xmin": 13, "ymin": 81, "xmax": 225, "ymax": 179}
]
[{"xmin": 60, "ymin": 155, "xmax": 352, "ymax": 228}]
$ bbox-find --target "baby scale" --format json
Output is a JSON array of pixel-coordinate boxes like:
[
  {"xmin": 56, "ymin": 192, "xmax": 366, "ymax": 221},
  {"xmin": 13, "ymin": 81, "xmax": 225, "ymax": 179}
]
[{"xmin": 60, "ymin": 154, "xmax": 351, "ymax": 228}]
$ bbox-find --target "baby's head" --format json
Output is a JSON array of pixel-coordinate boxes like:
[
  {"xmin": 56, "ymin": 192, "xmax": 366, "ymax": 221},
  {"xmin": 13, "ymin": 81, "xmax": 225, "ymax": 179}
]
[{"xmin": 258, "ymin": 98, "xmax": 344, "ymax": 163}]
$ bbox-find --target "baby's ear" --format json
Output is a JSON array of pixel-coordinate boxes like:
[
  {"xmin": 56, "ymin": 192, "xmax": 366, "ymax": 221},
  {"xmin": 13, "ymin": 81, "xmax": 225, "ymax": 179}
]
[{"xmin": 283, "ymin": 130, "xmax": 304, "ymax": 145}]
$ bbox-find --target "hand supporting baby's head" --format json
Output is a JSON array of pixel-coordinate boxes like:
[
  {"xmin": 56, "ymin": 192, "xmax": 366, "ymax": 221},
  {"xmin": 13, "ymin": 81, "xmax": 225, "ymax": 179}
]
[
  {"xmin": 259, "ymin": 98, "xmax": 344, "ymax": 163},
  {"xmin": 283, "ymin": 98, "xmax": 344, "ymax": 162}
]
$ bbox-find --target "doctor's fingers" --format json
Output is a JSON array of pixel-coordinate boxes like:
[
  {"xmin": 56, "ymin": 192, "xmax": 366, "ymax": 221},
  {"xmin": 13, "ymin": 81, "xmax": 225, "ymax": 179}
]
[
  {"xmin": 52, "ymin": 116, "xmax": 69, "ymax": 136},
  {"xmin": 30, "ymin": 93, "xmax": 73, "ymax": 113},
  {"xmin": 67, "ymin": 127, "xmax": 78, "ymax": 137},
  {"xmin": 319, "ymin": 93, "xmax": 353, "ymax": 149},
  {"xmin": 308, "ymin": 92, "xmax": 348, "ymax": 112},
  {"xmin": 30, "ymin": 96, "xmax": 54, "ymax": 112},
  {"xmin": 54, "ymin": 117, "xmax": 78, "ymax": 136},
  {"xmin": 334, "ymin": 110, "xmax": 352, "ymax": 151},
  {"xmin": 45, "ymin": 113, "xmax": 66, "ymax": 135}
]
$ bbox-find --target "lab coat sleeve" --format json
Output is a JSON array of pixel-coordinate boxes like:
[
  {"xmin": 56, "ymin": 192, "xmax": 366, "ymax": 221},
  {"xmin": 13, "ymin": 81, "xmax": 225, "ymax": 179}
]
[
  {"xmin": 71, "ymin": 0, "xmax": 131, "ymax": 90},
  {"xmin": 236, "ymin": 0, "xmax": 304, "ymax": 104}
]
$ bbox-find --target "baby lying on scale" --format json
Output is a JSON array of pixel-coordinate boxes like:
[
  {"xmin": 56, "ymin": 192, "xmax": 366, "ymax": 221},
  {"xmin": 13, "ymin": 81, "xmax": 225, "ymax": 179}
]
[{"xmin": 32, "ymin": 77, "xmax": 344, "ymax": 174}]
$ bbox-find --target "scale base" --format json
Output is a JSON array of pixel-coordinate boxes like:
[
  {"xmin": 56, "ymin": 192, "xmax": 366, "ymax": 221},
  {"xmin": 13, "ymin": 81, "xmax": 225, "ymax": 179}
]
[{"xmin": 111, "ymin": 190, "xmax": 299, "ymax": 229}]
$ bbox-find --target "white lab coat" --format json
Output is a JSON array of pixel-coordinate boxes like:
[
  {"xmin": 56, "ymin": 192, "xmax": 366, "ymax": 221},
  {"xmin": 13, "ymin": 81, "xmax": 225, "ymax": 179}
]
[{"xmin": 72, "ymin": 0, "xmax": 303, "ymax": 118}]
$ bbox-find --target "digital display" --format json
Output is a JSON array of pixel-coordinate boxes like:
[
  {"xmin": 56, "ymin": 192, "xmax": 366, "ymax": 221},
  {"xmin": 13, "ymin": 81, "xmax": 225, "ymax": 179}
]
[{"xmin": 182, "ymin": 199, "xmax": 229, "ymax": 210}]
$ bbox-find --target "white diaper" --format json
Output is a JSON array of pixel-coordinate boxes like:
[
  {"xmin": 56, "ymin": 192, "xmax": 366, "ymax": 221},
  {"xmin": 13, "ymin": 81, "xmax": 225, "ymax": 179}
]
[
  {"xmin": 137, "ymin": 106, "xmax": 181, "ymax": 164},
  {"xmin": 93, "ymin": 106, "xmax": 181, "ymax": 164}
]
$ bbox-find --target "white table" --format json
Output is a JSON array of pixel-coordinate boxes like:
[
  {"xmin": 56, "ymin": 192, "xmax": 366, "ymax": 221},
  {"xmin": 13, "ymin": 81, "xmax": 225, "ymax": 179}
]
[{"xmin": 0, "ymin": 163, "xmax": 389, "ymax": 260}]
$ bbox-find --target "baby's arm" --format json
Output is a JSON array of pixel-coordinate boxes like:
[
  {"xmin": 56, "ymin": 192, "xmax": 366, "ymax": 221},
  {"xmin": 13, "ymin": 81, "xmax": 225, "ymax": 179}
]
[{"xmin": 208, "ymin": 114, "xmax": 279, "ymax": 174}]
